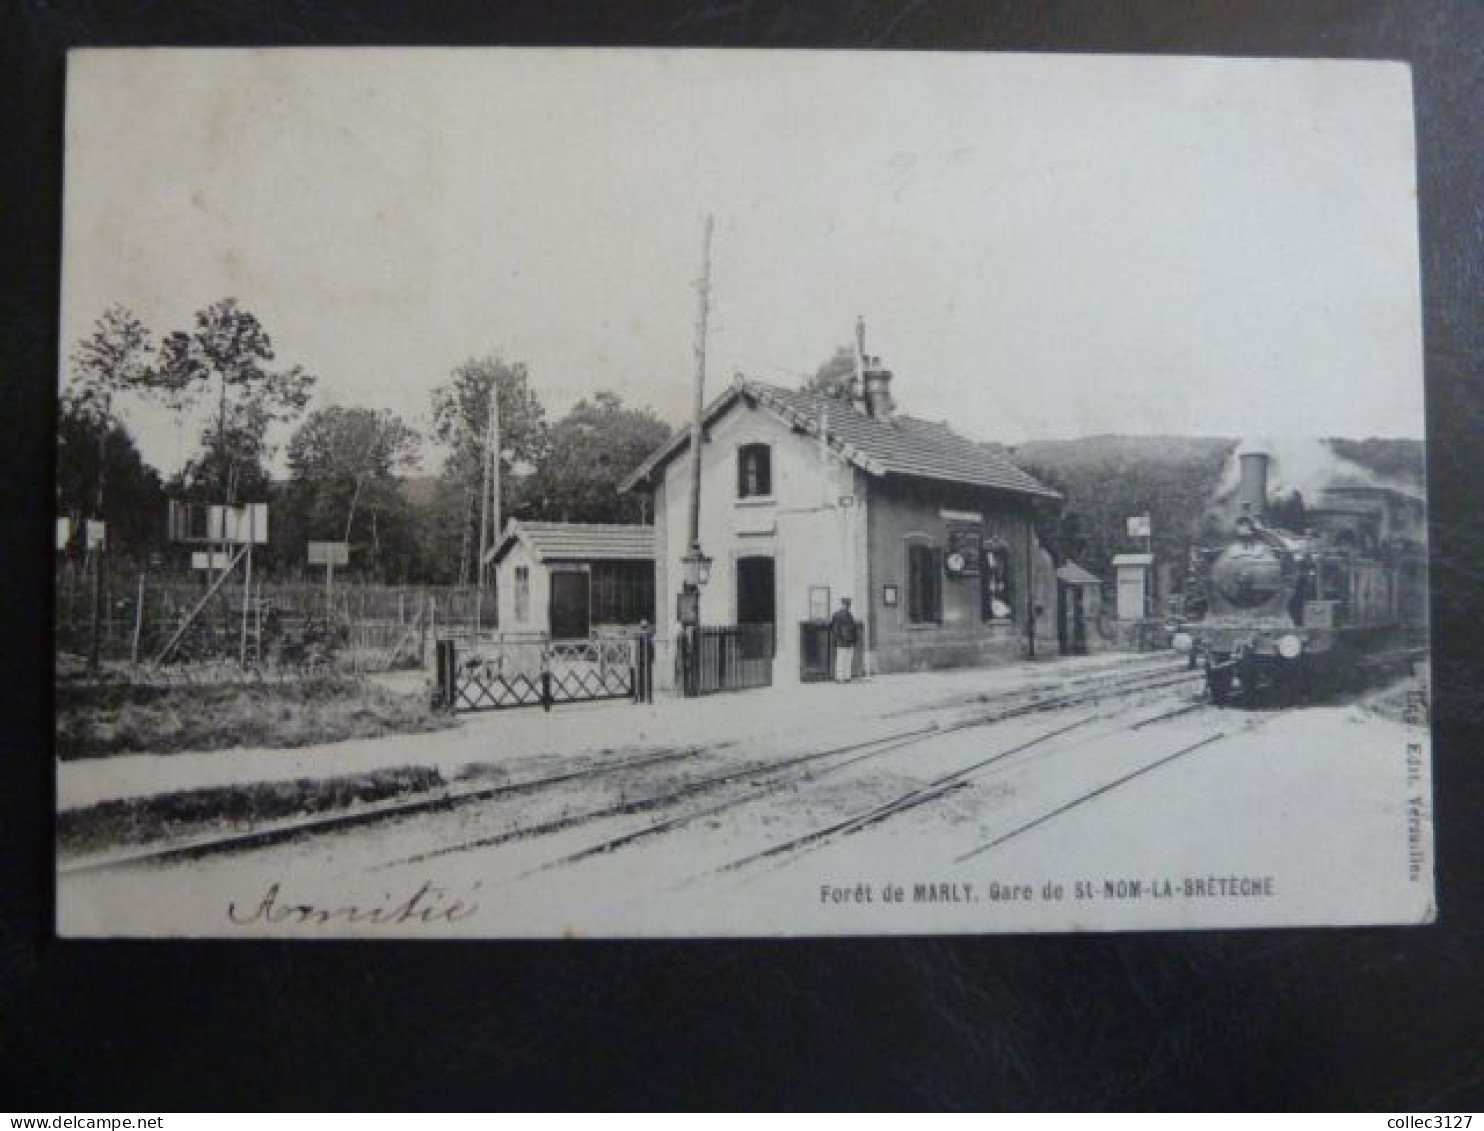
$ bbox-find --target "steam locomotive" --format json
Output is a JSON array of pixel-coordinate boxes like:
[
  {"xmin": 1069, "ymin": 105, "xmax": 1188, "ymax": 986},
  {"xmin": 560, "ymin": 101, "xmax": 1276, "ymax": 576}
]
[{"xmin": 1172, "ymin": 451, "xmax": 1427, "ymax": 705}]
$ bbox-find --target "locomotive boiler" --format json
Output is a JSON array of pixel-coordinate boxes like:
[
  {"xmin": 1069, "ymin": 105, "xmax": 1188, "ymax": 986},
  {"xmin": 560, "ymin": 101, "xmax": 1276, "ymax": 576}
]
[{"xmin": 1172, "ymin": 450, "xmax": 1427, "ymax": 705}]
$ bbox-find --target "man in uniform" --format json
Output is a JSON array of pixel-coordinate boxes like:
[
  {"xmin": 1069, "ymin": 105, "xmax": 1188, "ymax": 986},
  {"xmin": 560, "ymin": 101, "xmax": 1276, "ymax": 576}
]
[{"xmin": 830, "ymin": 596, "xmax": 859, "ymax": 683}]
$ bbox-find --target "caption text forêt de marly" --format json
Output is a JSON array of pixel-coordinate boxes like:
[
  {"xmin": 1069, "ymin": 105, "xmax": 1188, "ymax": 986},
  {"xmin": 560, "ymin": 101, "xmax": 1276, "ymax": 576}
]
[{"xmin": 819, "ymin": 875, "xmax": 1277, "ymax": 906}]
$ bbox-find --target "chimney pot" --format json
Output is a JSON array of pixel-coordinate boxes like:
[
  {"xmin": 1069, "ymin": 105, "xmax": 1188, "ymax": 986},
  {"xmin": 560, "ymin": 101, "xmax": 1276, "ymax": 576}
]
[{"xmin": 864, "ymin": 364, "xmax": 895, "ymax": 420}]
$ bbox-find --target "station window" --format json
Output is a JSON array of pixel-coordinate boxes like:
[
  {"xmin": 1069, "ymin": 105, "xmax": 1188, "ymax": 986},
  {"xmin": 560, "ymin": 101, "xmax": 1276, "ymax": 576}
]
[
  {"xmin": 515, "ymin": 565, "xmax": 530, "ymax": 623},
  {"xmin": 737, "ymin": 444, "xmax": 772, "ymax": 499},
  {"xmin": 907, "ymin": 543, "xmax": 942, "ymax": 624}
]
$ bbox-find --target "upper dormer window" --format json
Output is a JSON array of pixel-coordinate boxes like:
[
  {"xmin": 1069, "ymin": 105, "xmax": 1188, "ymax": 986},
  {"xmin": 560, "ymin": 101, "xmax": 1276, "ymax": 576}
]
[{"xmin": 738, "ymin": 443, "xmax": 772, "ymax": 499}]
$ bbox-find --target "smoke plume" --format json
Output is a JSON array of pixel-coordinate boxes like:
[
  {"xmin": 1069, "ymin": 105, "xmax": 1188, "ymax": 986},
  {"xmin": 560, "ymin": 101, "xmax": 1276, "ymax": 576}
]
[{"xmin": 1209, "ymin": 437, "xmax": 1414, "ymax": 524}]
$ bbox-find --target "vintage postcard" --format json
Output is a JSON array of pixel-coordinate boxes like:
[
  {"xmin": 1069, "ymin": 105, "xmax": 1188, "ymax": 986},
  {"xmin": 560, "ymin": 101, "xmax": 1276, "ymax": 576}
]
[{"xmin": 54, "ymin": 48, "xmax": 1432, "ymax": 937}]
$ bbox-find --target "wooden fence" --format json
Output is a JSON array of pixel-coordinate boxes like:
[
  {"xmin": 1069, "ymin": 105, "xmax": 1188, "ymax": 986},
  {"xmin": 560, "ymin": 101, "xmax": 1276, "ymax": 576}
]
[{"xmin": 54, "ymin": 564, "xmax": 499, "ymax": 670}]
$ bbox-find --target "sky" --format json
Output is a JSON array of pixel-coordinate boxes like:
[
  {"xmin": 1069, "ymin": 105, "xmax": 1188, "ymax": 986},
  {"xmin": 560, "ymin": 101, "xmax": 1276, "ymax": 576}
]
[{"xmin": 60, "ymin": 49, "xmax": 1425, "ymax": 478}]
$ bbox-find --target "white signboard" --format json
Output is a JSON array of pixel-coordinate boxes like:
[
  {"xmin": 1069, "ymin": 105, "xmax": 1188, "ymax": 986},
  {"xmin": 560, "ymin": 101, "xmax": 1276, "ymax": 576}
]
[
  {"xmin": 190, "ymin": 550, "xmax": 235, "ymax": 571},
  {"xmin": 1126, "ymin": 514, "xmax": 1152, "ymax": 538},
  {"xmin": 85, "ymin": 519, "xmax": 106, "ymax": 550},
  {"xmin": 55, "ymin": 517, "xmax": 72, "ymax": 551},
  {"xmin": 215, "ymin": 503, "xmax": 269, "ymax": 545},
  {"xmin": 166, "ymin": 501, "xmax": 269, "ymax": 545},
  {"xmin": 307, "ymin": 541, "xmax": 350, "ymax": 567}
]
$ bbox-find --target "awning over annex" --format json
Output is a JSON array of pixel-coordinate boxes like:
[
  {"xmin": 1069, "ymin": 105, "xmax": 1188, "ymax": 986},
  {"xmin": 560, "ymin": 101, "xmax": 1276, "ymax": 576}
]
[{"xmin": 487, "ymin": 520, "xmax": 655, "ymax": 568}]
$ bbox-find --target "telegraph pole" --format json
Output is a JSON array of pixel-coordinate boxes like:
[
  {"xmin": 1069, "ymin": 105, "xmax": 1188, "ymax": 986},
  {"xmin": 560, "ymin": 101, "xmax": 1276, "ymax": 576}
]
[
  {"xmin": 687, "ymin": 215, "xmax": 713, "ymax": 560},
  {"xmin": 475, "ymin": 382, "xmax": 499, "ymax": 632},
  {"xmin": 680, "ymin": 215, "xmax": 714, "ymax": 695},
  {"xmin": 88, "ymin": 389, "xmax": 113, "ymax": 671},
  {"xmin": 490, "ymin": 388, "xmax": 502, "ymax": 580}
]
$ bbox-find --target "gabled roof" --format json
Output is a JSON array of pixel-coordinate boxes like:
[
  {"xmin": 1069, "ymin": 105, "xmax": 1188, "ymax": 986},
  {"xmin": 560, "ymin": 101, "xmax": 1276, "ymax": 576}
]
[
  {"xmin": 620, "ymin": 375, "xmax": 1060, "ymax": 500},
  {"xmin": 1056, "ymin": 561, "xmax": 1102, "ymax": 586},
  {"xmin": 488, "ymin": 521, "xmax": 655, "ymax": 568}
]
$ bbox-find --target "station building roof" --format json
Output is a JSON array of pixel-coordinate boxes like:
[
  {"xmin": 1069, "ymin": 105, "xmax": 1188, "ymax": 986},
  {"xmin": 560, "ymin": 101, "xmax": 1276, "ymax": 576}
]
[{"xmin": 621, "ymin": 375, "xmax": 1060, "ymax": 501}]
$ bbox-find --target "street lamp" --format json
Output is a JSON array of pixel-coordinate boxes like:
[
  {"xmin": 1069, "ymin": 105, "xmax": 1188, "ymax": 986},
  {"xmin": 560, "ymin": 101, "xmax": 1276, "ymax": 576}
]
[
  {"xmin": 678, "ymin": 544, "xmax": 712, "ymax": 696},
  {"xmin": 682, "ymin": 546, "xmax": 713, "ymax": 590},
  {"xmin": 677, "ymin": 544, "xmax": 711, "ymax": 628}
]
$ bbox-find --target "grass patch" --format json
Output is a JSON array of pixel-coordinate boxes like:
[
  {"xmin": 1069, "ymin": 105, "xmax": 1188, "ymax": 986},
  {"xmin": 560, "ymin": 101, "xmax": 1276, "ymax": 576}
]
[
  {"xmin": 58, "ymin": 765, "xmax": 446, "ymax": 857},
  {"xmin": 55, "ymin": 674, "xmax": 456, "ymax": 761}
]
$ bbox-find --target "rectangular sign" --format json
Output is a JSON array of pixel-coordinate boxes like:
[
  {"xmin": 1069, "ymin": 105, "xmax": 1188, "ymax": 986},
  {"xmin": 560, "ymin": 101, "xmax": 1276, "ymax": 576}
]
[
  {"xmin": 219, "ymin": 502, "xmax": 269, "ymax": 545},
  {"xmin": 167, "ymin": 501, "xmax": 269, "ymax": 544},
  {"xmin": 189, "ymin": 550, "xmax": 234, "ymax": 571},
  {"xmin": 946, "ymin": 525, "xmax": 983, "ymax": 576},
  {"xmin": 1127, "ymin": 515, "xmax": 1152, "ymax": 538},
  {"xmin": 307, "ymin": 540, "xmax": 350, "ymax": 567}
]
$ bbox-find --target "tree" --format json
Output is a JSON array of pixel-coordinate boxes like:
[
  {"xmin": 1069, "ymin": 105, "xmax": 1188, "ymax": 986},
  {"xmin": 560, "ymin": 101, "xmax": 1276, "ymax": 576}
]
[
  {"xmin": 56, "ymin": 391, "xmax": 165, "ymax": 558},
  {"xmin": 530, "ymin": 392, "xmax": 672, "ymax": 524},
  {"xmin": 154, "ymin": 299, "xmax": 315, "ymax": 502},
  {"xmin": 286, "ymin": 406, "xmax": 421, "ymax": 578},
  {"xmin": 67, "ymin": 305, "xmax": 155, "ymax": 516},
  {"xmin": 800, "ymin": 344, "xmax": 858, "ymax": 400},
  {"xmin": 429, "ymin": 356, "xmax": 549, "ymax": 583}
]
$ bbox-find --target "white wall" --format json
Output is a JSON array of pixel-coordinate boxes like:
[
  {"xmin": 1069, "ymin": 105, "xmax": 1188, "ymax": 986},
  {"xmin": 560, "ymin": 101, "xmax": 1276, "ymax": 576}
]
[
  {"xmin": 494, "ymin": 539, "xmax": 549, "ymax": 635},
  {"xmin": 657, "ymin": 398, "xmax": 864, "ymax": 684}
]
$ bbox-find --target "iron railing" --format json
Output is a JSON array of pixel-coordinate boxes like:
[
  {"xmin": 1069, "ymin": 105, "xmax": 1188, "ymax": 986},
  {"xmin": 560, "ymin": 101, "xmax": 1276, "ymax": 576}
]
[{"xmin": 678, "ymin": 624, "xmax": 774, "ymax": 696}]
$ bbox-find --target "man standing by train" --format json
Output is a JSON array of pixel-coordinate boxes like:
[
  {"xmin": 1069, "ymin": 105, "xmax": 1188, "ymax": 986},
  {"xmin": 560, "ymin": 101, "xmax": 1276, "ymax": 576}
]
[{"xmin": 830, "ymin": 596, "xmax": 859, "ymax": 684}]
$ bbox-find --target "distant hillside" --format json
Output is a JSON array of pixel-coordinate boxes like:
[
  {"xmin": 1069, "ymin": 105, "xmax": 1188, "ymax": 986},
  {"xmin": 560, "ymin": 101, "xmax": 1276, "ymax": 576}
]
[
  {"xmin": 1007, "ymin": 437, "xmax": 1234, "ymax": 580},
  {"xmin": 1004, "ymin": 435, "xmax": 1424, "ymax": 580},
  {"xmin": 1010, "ymin": 435, "xmax": 1236, "ymax": 474},
  {"xmin": 1326, "ymin": 438, "xmax": 1426, "ymax": 488}
]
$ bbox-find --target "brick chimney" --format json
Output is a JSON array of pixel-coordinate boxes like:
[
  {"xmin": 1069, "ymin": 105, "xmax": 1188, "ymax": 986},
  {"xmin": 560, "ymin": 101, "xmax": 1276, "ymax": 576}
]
[{"xmin": 863, "ymin": 356, "xmax": 894, "ymax": 419}]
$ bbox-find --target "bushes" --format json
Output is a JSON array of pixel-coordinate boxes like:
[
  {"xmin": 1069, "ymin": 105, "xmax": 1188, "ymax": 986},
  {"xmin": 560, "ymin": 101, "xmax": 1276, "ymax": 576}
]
[
  {"xmin": 58, "ymin": 766, "xmax": 447, "ymax": 856},
  {"xmin": 55, "ymin": 674, "xmax": 455, "ymax": 761}
]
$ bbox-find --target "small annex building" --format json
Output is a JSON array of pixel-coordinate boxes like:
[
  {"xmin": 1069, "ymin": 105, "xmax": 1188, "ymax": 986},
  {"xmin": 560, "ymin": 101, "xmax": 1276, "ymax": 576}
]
[
  {"xmin": 487, "ymin": 520, "xmax": 656, "ymax": 640},
  {"xmin": 621, "ymin": 346, "xmax": 1064, "ymax": 688},
  {"xmin": 1055, "ymin": 560, "xmax": 1105, "ymax": 656}
]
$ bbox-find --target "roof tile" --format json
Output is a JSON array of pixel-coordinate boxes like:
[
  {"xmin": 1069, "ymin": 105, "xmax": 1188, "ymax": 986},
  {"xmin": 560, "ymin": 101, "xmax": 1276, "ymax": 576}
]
[
  {"xmin": 743, "ymin": 380, "xmax": 1060, "ymax": 499},
  {"xmin": 492, "ymin": 521, "xmax": 654, "ymax": 566}
]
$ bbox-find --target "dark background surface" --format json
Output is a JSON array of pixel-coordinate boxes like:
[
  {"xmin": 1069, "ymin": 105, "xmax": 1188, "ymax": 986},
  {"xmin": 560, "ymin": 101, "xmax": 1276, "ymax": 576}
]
[{"xmin": 3, "ymin": 1, "xmax": 1482, "ymax": 1111}]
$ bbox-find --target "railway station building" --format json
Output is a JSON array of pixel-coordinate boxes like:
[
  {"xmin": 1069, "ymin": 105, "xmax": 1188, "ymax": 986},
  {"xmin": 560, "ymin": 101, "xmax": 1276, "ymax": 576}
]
[{"xmin": 621, "ymin": 354, "xmax": 1064, "ymax": 689}]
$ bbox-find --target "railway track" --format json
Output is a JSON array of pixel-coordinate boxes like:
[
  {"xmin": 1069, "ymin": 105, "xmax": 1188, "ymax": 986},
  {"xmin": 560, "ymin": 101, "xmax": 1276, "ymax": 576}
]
[
  {"xmin": 953, "ymin": 710, "xmax": 1281, "ymax": 863},
  {"xmin": 58, "ymin": 740, "xmax": 735, "ymax": 875},
  {"xmin": 879, "ymin": 655, "xmax": 1192, "ymax": 720},
  {"xmin": 381, "ymin": 661, "xmax": 1205, "ymax": 875},
  {"xmin": 62, "ymin": 657, "xmax": 1203, "ymax": 876},
  {"xmin": 712, "ymin": 697, "xmax": 1216, "ymax": 878}
]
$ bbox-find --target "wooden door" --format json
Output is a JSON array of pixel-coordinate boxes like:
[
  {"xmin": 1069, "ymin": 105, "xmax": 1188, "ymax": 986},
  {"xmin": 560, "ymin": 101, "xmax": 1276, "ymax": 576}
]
[{"xmin": 549, "ymin": 570, "xmax": 591, "ymax": 640}]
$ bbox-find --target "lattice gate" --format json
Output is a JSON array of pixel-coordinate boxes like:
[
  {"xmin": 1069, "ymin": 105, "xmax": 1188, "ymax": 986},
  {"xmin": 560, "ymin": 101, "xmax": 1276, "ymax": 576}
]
[{"xmin": 435, "ymin": 635, "xmax": 654, "ymax": 713}]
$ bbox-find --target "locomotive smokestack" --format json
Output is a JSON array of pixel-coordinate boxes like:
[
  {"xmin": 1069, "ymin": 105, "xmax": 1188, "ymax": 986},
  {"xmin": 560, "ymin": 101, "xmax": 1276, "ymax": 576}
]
[{"xmin": 1238, "ymin": 450, "xmax": 1270, "ymax": 519}]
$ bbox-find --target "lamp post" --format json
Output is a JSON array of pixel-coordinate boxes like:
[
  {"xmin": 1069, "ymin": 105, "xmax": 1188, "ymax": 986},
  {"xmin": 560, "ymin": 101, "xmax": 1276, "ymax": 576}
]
[{"xmin": 679, "ymin": 544, "xmax": 712, "ymax": 694}]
